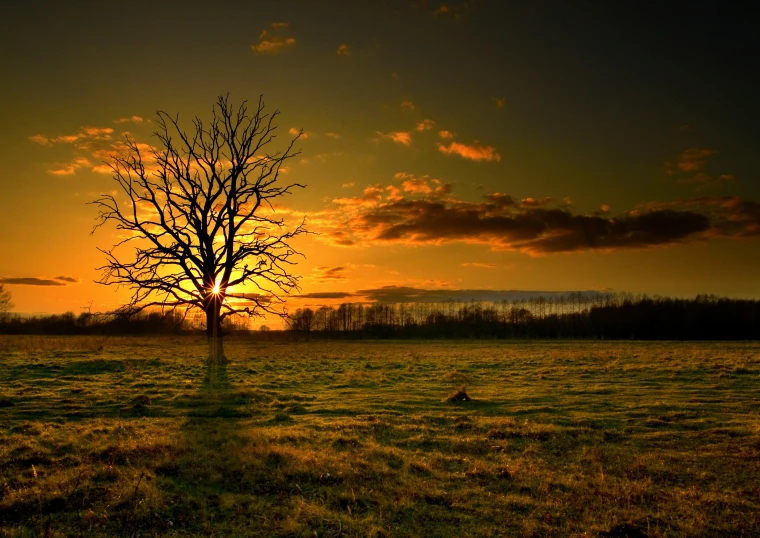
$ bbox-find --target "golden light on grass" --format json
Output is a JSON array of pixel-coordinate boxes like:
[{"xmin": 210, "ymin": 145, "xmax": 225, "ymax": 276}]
[{"xmin": 1, "ymin": 336, "xmax": 758, "ymax": 536}]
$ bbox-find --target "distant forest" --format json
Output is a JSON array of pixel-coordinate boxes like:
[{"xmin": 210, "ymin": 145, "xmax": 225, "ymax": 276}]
[
  {"xmin": 0, "ymin": 310, "xmax": 253, "ymax": 336},
  {"xmin": 287, "ymin": 293, "xmax": 760, "ymax": 340},
  {"xmin": 1, "ymin": 293, "xmax": 758, "ymax": 340}
]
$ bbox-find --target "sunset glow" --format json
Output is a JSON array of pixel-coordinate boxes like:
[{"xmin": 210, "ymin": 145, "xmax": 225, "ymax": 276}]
[{"xmin": 0, "ymin": 2, "xmax": 758, "ymax": 326}]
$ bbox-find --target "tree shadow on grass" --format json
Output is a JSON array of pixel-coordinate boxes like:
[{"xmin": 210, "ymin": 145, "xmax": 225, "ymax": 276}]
[{"xmin": 145, "ymin": 362, "xmax": 286, "ymax": 534}]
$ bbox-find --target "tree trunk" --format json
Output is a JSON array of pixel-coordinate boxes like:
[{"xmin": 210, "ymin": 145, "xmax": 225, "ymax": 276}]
[{"xmin": 206, "ymin": 301, "xmax": 226, "ymax": 365}]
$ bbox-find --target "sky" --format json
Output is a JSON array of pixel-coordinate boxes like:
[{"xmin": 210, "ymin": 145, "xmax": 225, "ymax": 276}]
[{"xmin": 1, "ymin": 1, "xmax": 758, "ymax": 325}]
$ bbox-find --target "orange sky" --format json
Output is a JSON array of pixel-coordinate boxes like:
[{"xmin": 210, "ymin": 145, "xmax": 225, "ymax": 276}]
[{"xmin": 1, "ymin": 1, "xmax": 759, "ymax": 327}]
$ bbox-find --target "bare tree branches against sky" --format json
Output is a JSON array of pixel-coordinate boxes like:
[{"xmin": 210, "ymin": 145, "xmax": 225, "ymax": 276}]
[{"xmin": 1, "ymin": 1, "xmax": 759, "ymax": 319}]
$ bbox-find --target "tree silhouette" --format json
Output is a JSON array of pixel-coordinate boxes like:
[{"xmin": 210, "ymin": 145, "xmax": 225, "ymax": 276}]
[
  {"xmin": 0, "ymin": 284, "xmax": 13, "ymax": 319},
  {"xmin": 92, "ymin": 95, "xmax": 306, "ymax": 364}
]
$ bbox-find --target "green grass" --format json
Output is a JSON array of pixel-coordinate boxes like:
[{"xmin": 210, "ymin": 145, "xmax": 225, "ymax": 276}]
[{"xmin": 1, "ymin": 335, "xmax": 759, "ymax": 537}]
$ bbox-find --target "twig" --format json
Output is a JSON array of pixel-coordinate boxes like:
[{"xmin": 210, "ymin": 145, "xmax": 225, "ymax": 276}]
[{"xmin": 132, "ymin": 471, "xmax": 146, "ymax": 501}]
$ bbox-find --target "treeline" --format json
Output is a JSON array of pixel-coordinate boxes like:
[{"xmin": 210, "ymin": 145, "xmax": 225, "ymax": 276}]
[
  {"xmin": 0, "ymin": 311, "xmax": 254, "ymax": 335},
  {"xmin": 287, "ymin": 294, "xmax": 760, "ymax": 340}
]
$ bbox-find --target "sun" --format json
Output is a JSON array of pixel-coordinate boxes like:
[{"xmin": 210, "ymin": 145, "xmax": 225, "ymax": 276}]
[{"xmin": 212, "ymin": 282, "xmax": 221, "ymax": 295}]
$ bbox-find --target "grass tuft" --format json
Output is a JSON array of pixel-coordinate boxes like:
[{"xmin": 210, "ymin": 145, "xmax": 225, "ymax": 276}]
[{"xmin": 446, "ymin": 387, "xmax": 471, "ymax": 402}]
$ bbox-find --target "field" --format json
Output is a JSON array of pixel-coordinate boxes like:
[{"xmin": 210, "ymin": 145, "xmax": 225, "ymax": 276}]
[{"xmin": 1, "ymin": 336, "xmax": 759, "ymax": 537}]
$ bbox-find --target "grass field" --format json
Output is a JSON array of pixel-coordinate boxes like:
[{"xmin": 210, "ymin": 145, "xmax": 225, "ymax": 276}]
[{"xmin": 1, "ymin": 335, "xmax": 759, "ymax": 537}]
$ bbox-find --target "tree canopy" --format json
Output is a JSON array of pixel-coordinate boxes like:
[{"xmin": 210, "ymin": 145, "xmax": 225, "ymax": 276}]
[{"xmin": 92, "ymin": 95, "xmax": 306, "ymax": 361}]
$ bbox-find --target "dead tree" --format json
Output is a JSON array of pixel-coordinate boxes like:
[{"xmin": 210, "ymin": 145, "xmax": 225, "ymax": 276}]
[{"xmin": 92, "ymin": 95, "xmax": 306, "ymax": 364}]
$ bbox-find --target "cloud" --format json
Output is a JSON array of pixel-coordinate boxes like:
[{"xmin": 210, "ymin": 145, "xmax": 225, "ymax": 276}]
[
  {"xmin": 354, "ymin": 286, "xmax": 606, "ymax": 304},
  {"xmin": 395, "ymin": 173, "xmax": 451, "ymax": 196},
  {"xmin": 400, "ymin": 100, "xmax": 415, "ymax": 112},
  {"xmin": 314, "ymin": 266, "xmax": 347, "ymax": 281},
  {"xmin": 342, "ymin": 182, "xmax": 355, "ymax": 188},
  {"xmin": 54, "ymin": 276, "xmax": 80, "ymax": 283},
  {"xmin": 31, "ymin": 125, "xmax": 160, "ymax": 176},
  {"xmin": 289, "ymin": 127, "xmax": 309, "ymax": 138},
  {"xmin": 48, "ymin": 157, "xmax": 91, "ymax": 176},
  {"xmin": 114, "ymin": 116, "xmax": 146, "ymax": 124},
  {"xmin": 520, "ymin": 197, "xmax": 553, "ymax": 208},
  {"xmin": 296, "ymin": 291, "xmax": 356, "ymax": 299},
  {"xmin": 678, "ymin": 172, "xmax": 735, "ymax": 189},
  {"xmin": 665, "ymin": 147, "xmax": 734, "ymax": 190},
  {"xmin": 252, "ymin": 25, "xmax": 296, "ymax": 53},
  {"xmin": 332, "ymin": 184, "xmax": 386, "ymax": 207},
  {"xmin": 438, "ymin": 141, "xmax": 501, "ymax": 162},
  {"xmin": 31, "ymin": 126, "xmax": 114, "ymax": 147},
  {"xmin": 638, "ymin": 196, "xmax": 760, "ymax": 239},
  {"xmin": 336, "ymin": 44, "xmax": 350, "ymax": 56},
  {"xmin": 310, "ymin": 263, "xmax": 375, "ymax": 283},
  {"xmin": 325, "ymin": 132, "xmax": 342, "ymax": 139},
  {"xmin": 461, "ymin": 262, "xmax": 497, "ymax": 268},
  {"xmin": 308, "ymin": 179, "xmax": 760, "ymax": 255},
  {"xmin": 674, "ymin": 147, "xmax": 715, "ymax": 173},
  {"xmin": 438, "ymin": 130, "xmax": 454, "ymax": 139},
  {"xmin": 493, "ymin": 97, "xmax": 505, "ymax": 109},
  {"xmin": 377, "ymin": 131, "xmax": 412, "ymax": 146},
  {"xmin": 29, "ymin": 134, "xmax": 52, "ymax": 146},
  {"xmin": 415, "ymin": 119, "xmax": 435, "ymax": 131},
  {"xmin": 0, "ymin": 276, "xmax": 79, "ymax": 286}
]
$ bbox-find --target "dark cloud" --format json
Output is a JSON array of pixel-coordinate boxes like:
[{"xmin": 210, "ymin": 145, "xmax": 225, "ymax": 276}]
[
  {"xmin": 54, "ymin": 276, "xmax": 80, "ymax": 283},
  {"xmin": 296, "ymin": 292, "xmax": 356, "ymax": 299},
  {"xmin": 361, "ymin": 199, "xmax": 712, "ymax": 254},
  {"xmin": 314, "ymin": 266, "xmax": 346, "ymax": 280},
  {"xmin": 353, "ymin": 286, "xmax": 608, "ymax": 304},
  {"xmin": 315, "ymin": 180, "xmax": 760, "ymax": 255},
  {"xmin": 0, "ymin": 277, "xmax": 67, "ymax": 286},
  {"xmin": 641, "ymin": 196, "xmax": 760, "ymax": 239},
  {"xmin": 330, "ymin": 188, "xmax": 760, "ymax": 255}
]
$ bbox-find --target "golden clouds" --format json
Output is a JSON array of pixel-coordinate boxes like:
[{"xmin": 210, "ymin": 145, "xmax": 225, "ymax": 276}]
[
  {"xmin": 377, "ymin": 131, "xmax": 412, "ymax": 146},
  {"xmin": 49, "ymin": 157, "xmax": 91, "ymax": 176},
  {"xmin": 307, "ymin": 176, "xmax": 760, "ymax": 255},
  {"xmin": 375, "ymin": 109, "xmax": 499, "ymax": 162},
  {"xmin": 252, "ymin": 23, "xmax": 296, "ymax": 53},
  {"xmin": 415, "ymin": 119, "xmax": 436, "ymax": 131},
  {"xmin": 28, "ymin": 134, "xmax": 51, "ymax": 146},
  {"xmin": 31, "ymin": 122, "xmax": 158, "ymax": 176},
  {"xmin": 336, "ymin": 44, "xmax": 350, "ymax": 56},
  {"xmin": 29, "ymin": 126, "xmax": 114, "ymax": 146},
  {"xmin": 437, "ymin": 140, "xmax": 501, "ymax": 162},
  {"xmin": 665, "ymin": 146, "xmax": 734, "ymax": 190},
  {"xmin": 394, "ymin": 172, "xmax": 451, "ymax": 196},
  {"xmin": 114, "ymin": 116, "xmax": 146, "ymax": 124},
  {"xmin": 289, "ymin": 127, "xmax": 309, "ymax": 138}
]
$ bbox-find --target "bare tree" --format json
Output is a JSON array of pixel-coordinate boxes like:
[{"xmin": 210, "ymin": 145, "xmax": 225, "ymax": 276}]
[
  {"xmin": 0, "ymin": 283, "xmax": 13, "ymax": 319},
  {"xmin": 92, "ymin": 95, "xmax": 306, "ymax": 364}
]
